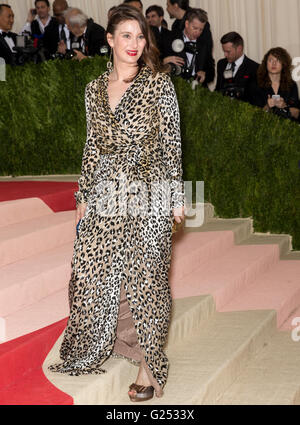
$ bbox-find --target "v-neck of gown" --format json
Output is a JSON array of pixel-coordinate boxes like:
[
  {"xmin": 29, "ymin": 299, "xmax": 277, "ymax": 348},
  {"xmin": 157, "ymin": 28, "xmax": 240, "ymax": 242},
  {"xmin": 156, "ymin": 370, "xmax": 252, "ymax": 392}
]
[{"xmin": 104, "ymin": 67, "xmax": 145, "ymax": 117}]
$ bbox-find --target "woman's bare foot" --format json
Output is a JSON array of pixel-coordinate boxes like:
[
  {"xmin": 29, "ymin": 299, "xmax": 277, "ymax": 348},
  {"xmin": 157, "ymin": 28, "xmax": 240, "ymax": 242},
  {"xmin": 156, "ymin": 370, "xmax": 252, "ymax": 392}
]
[{"xmin": 128, "ymin": 364, "xmax": 152, "ymax": 397}]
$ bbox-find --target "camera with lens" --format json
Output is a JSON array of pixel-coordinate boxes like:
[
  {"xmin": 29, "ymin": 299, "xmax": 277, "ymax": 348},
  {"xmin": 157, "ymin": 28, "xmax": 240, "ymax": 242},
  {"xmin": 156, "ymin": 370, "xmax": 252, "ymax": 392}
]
[
  {"xmin": 169, "ymin": 39, "xmax": 199, "ymax": 80},
  {"xmin": 50, "ymin": 39, "xmax": 82, "ymax": 60},
  {"xmin": 13, "ymin": 31, "xmax": 46, "ymax": 65},
  {"xmin": 51, "ymin": 40, "xmax": 109, "ymax": 60},
  {"xmin": 220, "ymin": 68, "xmax": 245, "ymax": 100}
]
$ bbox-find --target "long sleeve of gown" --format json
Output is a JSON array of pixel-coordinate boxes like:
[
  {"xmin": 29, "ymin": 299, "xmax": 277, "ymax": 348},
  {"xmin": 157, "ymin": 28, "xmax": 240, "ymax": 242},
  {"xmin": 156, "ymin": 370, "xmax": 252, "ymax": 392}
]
[
  {"xmin": 75, "ymin": 82, "xmax": 101, "ymax": 206},
  {"xmin": 157, "ymin": 74, "xmax": 184, "ymax": 209}
]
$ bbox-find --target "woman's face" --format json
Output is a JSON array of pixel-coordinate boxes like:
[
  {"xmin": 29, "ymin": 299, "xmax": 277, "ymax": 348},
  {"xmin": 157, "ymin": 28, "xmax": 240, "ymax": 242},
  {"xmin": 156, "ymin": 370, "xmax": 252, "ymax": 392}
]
[
  {"xmin": 107, "ymin": 19, "xmax": 147, "ymax": 66},
  {"xmin": 267, "ymin": 54, "xmax": 283, "ymax": 75}
]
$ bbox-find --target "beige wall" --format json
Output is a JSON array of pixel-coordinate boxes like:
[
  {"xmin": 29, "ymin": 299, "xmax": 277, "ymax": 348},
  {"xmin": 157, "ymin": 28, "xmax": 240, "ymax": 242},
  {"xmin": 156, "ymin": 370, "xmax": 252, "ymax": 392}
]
[{"xmin": 7, "ymin": 0, "xmax": 300, "ymax": 80}]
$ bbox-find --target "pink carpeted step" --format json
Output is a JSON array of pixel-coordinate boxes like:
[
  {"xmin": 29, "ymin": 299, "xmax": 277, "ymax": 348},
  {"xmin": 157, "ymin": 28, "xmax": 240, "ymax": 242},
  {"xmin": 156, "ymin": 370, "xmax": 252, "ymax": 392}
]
[
  {"xmin": 171, "ymin": 244, "xmax": 280, "ymax": 309},
  {"xmin": 169, "ymin": 230, "xmax": 235, "ymax": 282},
  {"xmin": 0, "ymin": 211, "xmax": 75, "ymax": 267},
  {"xmin": 0, "ymin": 198, "xmax": 53, "ymax": 227},
  {"xmin": 220, "ymin": 261, "xmax": 300, "ymax": 327},
  {"xmin": 0, "ymin": 243, "xmax": 73, "ymax": 318},
  {"xmin": 1, "ymin": 288, "xmax": 69, "ymax": 342}
]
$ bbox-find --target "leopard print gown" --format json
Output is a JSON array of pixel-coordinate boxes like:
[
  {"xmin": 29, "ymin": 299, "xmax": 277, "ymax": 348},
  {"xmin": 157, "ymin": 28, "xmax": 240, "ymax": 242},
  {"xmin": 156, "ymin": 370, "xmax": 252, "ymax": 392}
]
[{"xmin": 48, "ymin": 65, "xmax": 184, "ymax": 397}]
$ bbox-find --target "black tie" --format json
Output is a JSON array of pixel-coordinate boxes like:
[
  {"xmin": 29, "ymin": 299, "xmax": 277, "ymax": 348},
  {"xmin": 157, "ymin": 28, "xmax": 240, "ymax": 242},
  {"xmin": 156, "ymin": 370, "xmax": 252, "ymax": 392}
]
[
  {"xmin": 231, "ymin": 62, "xmax": 236, "ymax": 74},
  {"xmin": 1, "ymin": 31, "xmax": 12, "ymax": 38},
  {"xmin": 60, "ymin": 24, "xmax": 67, "ymax": 43}
]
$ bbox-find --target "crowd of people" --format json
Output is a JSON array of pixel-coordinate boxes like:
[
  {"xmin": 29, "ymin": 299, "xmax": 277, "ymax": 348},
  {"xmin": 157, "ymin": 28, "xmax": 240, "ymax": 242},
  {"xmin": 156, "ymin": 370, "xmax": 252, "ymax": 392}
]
[{"xmin": 0, "ymin": 0, "xmax": 299, "ymax": 121}]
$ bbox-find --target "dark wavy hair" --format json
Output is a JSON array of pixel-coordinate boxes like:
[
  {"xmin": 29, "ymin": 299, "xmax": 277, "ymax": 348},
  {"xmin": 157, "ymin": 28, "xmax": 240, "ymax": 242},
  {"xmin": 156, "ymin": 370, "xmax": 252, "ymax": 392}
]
[
  {"xmin": 257, "ymin": 47, "xmax": 293, "ymax": 91},
  {"xmin": 106, "ymin": 4, "xmax": 165, "ymax": 81}
]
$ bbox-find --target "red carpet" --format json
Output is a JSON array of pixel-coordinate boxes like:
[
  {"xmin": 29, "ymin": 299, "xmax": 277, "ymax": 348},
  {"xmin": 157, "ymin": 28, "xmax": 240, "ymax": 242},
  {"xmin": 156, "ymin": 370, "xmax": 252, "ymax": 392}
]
[
  {"xmin": 0, "ymin": 318, "xmax": 73, "ymax": 405},
  {"xmin": 0, "ymin": 181, "xmax": 78, "ymax": 212}
]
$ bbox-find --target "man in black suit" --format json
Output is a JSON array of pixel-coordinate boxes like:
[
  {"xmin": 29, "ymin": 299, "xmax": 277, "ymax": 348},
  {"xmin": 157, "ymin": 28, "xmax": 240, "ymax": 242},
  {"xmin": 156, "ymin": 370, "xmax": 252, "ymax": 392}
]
[
  {"xmin": 215, "ymin": 32, "xmax": 259, "ymax": 104},
  {"xmin": 166, "ymin": 0, "xmax": 213, "ymax": 71},
  {"xmin": 0, "ymin": 3, "xmax": 18, "ymax": 65},
  {"xmin": 43, "ymin": 0, "xmax": 75, "ymax": 59},
  {"xmin": 145, "ymin": 5, "xmax": 172, "ymax": 59},
  {"xmin": 64, "ymin": 8, "xmax": 107, "ymax": 61},
  {"xmin": 146, "ymin": 5, "xmax": 166, "ymax": 30},
  {"xmin": 163, "ymin": 8, "xmax": 215, "ymax": 86}
]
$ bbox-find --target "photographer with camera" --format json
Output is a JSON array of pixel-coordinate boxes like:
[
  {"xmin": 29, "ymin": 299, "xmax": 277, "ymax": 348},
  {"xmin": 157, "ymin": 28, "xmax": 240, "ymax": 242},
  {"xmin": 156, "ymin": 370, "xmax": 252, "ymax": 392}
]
[
  {"xmin": 63, "ymin": 7, "xmax": 107, "ymax": 62},
  {"xmin": 253, "ymin": 47, "xmax": 300, "ymax": 122},
  {"xmin": 43, "ymin": 0, "xmax": 75, "ymax": 60},
  {"xmin": 0, "ymin": 3, "xmax": 18, "ymax": 65},
  {"xmin": 162, "ymin": 8, "xmax": 215, "ymax": 86},
  {"xmin": 21, "ymin": 0, "xmax": 54, "ymax": 37},
  {"xmin": 166, "ymin": 0, "xmax": 213, "ymax": 58},
  {"xmin": 215, "ymin": 32, "xmax": 259, "ymax": 103}
]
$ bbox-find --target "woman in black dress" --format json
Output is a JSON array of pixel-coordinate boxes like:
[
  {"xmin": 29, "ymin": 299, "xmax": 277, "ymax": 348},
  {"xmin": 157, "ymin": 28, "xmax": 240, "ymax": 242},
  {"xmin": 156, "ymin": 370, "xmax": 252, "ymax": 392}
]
[{"xmin": 253, "ymin": 47, "xmax": 300, "ymax": 121}]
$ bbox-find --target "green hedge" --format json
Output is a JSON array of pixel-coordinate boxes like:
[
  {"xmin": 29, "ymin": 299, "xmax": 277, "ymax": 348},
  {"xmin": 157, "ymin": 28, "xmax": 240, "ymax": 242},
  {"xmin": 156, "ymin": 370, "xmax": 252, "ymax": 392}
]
[{"xmin": 1, "ymin": 57, "xmax": 300, "ymax": 248}]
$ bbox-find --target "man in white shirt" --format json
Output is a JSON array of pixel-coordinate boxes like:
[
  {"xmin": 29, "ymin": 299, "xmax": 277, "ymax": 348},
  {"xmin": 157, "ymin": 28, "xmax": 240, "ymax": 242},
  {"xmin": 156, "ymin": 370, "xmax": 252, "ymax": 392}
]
[
  {"xmin": 21, "ymin": 0, "xmax": 52, "ymax": 36},
  {"xmin": 0, "ymin": 3, "xmax": 17, "ymax": 65}
]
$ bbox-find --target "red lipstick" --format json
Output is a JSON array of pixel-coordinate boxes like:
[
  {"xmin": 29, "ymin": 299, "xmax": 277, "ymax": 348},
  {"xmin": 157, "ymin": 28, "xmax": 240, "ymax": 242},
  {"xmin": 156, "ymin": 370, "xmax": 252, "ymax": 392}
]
[{"xmin": 127, "ymin": 50, "xmax": 138, "ymax": 56}]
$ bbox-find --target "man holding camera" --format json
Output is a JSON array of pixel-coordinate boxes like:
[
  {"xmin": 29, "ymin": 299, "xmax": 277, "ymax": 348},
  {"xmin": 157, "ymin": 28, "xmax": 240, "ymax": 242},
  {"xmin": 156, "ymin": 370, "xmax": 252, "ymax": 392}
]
[
  {"xmin": 21, "ymin": 0, "xmax": 54, "ymax": 37},
  {"xmin": 215, "ymin": 32, "xmax": 259, "ymax": 103},
  {"xmin": 162, "ymin": 8, "xmax": 215, "ymax": 86},
  {"xmin": 63, "ymin": 7, "xmax": 107, "ymax": 61},
  {"xmin": 0, "ymin": 3, "xmax": 18, "ymax": 65}
]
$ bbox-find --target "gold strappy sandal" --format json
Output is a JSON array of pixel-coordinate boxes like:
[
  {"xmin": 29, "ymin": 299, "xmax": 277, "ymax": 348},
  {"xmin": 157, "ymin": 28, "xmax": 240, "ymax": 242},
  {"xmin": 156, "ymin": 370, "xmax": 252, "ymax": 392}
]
[{"xmin": 128, "ymin": 383, "xmax": 154, "ymax": 402}]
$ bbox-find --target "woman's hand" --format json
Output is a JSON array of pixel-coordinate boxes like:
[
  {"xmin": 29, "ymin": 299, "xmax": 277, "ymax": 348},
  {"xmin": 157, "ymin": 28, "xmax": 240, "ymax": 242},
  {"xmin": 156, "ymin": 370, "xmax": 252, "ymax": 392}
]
[
  {"xmin": 75, "ymin": 203, "xmax": 87, "ymax": 225},
  {"xmin": 173, "ymin": 206, "xmax": 185, "ymax": 224},
  {"xmin": 275, "ymin": 97, "xmax": 287, "ymax": 109},
  {"xmin": 267, "ymin": 95, "xmax": 276, "ymax": 109}
]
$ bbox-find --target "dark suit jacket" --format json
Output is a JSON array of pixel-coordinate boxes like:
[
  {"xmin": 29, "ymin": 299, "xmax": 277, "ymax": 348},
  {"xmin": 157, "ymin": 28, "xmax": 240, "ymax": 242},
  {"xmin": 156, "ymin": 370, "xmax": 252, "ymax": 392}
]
[
  {"xmin": 30, "ymin": 17, "xmax": 56, "ymax": 37},
  {"xmin": 29, "ymin": 17, "xmax": 56, "ymax": 51},
  {"xmin": 43, "ymin": 18, "xmax": 76, "ymax": 58},
  {"xmin": 0, "ymin": 31, "xmax": 18, "ymax": 65},
  {"xmin": 79, "ymin": 18, "xmax": 106, "ymax": 57},
  {"xmin": 215, "ymin": 55, "xmax": 259, "ymax": 103},
  {"xmin": 150, "ymin": 25, "xmax": 172, "ymax": 59}
]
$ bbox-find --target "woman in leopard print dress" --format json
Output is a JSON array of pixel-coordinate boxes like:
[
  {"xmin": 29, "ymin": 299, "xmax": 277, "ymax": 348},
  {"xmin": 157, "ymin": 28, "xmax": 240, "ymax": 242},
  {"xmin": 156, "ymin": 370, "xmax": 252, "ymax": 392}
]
[{"xmin": 49, "ymin": 5, "xmax": 184, "ymax": 402}]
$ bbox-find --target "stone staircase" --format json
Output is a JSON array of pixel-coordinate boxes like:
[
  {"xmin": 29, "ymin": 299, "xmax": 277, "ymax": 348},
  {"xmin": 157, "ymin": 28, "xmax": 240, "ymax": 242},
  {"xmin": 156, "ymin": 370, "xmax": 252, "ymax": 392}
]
[
  {"xmin": 43, "ymin": 202, "xmax": 300, "ymax": 405},
  {"xmin": 0, "ymin": 198, "xmax": 74, "ymax": 342},
  {"xmin": 1, "ymin": 197, "xmax": 300, "ymax": 404}
]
